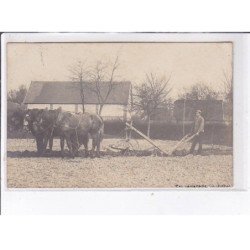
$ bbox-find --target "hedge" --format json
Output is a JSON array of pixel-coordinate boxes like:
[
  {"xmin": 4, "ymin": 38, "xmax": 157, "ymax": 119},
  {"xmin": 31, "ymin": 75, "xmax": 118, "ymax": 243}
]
[
  {"xmin": 103, "ymin": 120, "xmax": 233, "ymax": 146},
  {"xmin": 8, "ymin": 120, "xmax": 233, "ymax": 146}
]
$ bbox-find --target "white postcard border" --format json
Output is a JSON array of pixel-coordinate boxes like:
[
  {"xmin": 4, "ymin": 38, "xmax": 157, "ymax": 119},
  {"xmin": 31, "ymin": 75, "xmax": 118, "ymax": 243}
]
[{"xmin": 1, "ymin": 32, "xmax": 249, "ymax": 214}]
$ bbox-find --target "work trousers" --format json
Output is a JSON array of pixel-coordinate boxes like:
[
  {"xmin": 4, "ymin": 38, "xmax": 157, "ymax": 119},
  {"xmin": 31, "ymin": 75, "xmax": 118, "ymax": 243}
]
[{"xmin": 189, "ymin": 132, "xmax": 203, "ymax": 154}]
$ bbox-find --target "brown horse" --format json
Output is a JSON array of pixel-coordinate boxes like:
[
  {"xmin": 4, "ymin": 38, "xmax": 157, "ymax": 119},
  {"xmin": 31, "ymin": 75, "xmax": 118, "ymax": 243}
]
[
  {"xmin": 53, "ymin": 111, "xmax": 104, "ymax": 158},
  {"xmin": 33, "ymin": 109, "xmax": 103, "ymax": 158},
  {"xmin": 23, "ymin": 108, "xmax": 78, "ymax": 156},
  {"xmin": 8, "ymin": 106, "xmax": 45, "ymax": 153},
  {"xmin": 23, "ymin": 108, "xmax": 56, "ymax": 155}
]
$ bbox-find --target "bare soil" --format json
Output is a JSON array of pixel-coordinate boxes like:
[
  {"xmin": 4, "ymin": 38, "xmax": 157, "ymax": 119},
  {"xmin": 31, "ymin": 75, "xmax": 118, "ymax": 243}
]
[{"xmin": 6, "ymin": 138, "xmax": 233, "ymax": 188}]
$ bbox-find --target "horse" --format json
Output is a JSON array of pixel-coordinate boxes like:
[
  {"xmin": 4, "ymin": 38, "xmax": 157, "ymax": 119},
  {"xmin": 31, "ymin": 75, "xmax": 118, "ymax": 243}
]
[
  {"xmin": 54, "ymin": 111, "xmax": 104, "ymax": 158},
  {"xmin": 31, "ymin": 108, "xmax": 88, "ymax": 157},
  {"xmin": 32, "ymin": 108, "xmax": 103, "ymax": 158},
  {"xmin": 23, "ymin": 108, "xmax": 52, "ymax": 155}
]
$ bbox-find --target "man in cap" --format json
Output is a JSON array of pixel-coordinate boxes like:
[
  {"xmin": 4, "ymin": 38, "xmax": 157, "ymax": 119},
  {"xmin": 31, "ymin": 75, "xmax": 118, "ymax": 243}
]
[{"xmin": 189, "ymin": 109, "xmax": 205, "ymax": 155}]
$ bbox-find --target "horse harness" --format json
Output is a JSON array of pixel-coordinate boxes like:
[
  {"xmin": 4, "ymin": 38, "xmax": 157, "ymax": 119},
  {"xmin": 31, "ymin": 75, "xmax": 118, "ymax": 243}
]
[{"xmin": 32, "ymin": 110, "xmax": 61, "ymax": 138}]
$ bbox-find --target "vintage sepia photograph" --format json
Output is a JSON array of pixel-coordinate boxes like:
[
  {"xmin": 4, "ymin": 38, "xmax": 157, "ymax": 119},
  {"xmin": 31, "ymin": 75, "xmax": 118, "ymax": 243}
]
[{"xmin": 6, "ymin": 41, "xmax": 233, "ymax": 188}]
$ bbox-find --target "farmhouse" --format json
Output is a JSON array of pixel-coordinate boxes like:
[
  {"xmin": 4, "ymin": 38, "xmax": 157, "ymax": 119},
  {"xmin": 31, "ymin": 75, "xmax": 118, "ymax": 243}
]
[{"xmin": 23, "ymin": 81, "xmax": 132, "ymax": 120}]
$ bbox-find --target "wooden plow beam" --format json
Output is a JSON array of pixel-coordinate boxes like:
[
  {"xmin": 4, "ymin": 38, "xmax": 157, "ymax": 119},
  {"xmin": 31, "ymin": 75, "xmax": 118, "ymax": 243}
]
[
  {"xmin": 125, "ymin": 122, "xmax": 169, "ymax": 156},
  {"xmin": 126, "ymin": 122, "xmax": 197, "ymax": 156}
]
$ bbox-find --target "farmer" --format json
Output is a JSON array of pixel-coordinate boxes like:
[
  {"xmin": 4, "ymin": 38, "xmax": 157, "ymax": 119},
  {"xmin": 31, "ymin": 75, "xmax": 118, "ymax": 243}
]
[{"xmin": 188, "ymin": 109, "xmax": 205, "ymax": 155}]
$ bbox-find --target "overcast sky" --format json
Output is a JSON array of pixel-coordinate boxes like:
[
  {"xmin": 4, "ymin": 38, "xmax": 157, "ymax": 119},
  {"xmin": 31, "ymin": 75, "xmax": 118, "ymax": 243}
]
[{"xmin": 7, "ymin": 42, "xmax": 232, "ymax": 98}]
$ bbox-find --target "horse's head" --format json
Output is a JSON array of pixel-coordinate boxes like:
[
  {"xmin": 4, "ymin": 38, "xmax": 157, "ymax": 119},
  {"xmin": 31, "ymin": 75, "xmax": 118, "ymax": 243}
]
[
  {"xmin": 23, "ymin": 109, "xmax": 45, "ymax": 133},
  {"xmin": 53, "ymin": 107, "xmax": 66, "ymax": 127},
  {"xmin": 30, "ymin": 107, "xmax": 63, "ymax": 133}
]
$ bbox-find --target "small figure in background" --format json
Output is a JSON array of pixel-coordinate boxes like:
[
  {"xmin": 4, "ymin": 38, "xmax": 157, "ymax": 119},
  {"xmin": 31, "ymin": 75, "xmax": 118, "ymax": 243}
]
[{"xmin": 189, "ymin": 110, "xmax": 205, "ymax": 155}]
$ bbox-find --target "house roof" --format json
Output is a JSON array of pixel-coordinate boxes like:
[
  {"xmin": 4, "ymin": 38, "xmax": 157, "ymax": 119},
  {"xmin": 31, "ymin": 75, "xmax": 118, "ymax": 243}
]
[{"xmin": 24, "ymin": 81, "xmax": 131, "ymax": 105}]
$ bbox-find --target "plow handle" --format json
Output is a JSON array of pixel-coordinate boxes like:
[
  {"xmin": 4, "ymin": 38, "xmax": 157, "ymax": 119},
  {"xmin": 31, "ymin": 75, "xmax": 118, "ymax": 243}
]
[{"xmin": 170, "ymin": 133, "xmax": 197, "ymax": 154}]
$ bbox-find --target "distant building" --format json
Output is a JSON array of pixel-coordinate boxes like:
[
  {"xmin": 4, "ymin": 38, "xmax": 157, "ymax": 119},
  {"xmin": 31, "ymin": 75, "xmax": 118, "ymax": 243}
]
[
  {"xmin": 173, "ymin": 99, "xmax": 228, "ymax": 124},
  {"xmin": 23, "ymin": 81, "xmax": 132, "ymax": 120}
]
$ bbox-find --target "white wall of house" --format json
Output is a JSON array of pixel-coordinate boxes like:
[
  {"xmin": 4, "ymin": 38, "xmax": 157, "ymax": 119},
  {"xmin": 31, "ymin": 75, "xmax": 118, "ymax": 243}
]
[
  {"xmin": 27, "ymin": 104, "xmax": 51, "ymax": 109},
  {"xmin": 99, "ymin": 105, "xmax": 124, "ymax": 116},
  {"xmin": 27, "ymin": 103, "xmax": 127, "ymax": 120},
  {"xmin": 53, "ymin": 104, "xmax": 76, "ymax": 112},
  {"xmin": 78, "ymin": 104, "xmax": 97, "ymax": 113}
]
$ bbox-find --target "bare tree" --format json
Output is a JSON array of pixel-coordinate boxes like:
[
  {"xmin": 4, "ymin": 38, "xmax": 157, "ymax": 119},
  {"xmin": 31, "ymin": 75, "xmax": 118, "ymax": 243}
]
[
  {"xmin": 69, "ymin": 60, "xmax": 89, "ymax": 113},
  {"xmin": 133, "ymin": 73, "xmax": 172, "ymax": 138},
  {"xmin": 69, "ymin": 56, "xmax": 120, "ymax": 115},
  {"xmin": 178, "ymin": 82, "xmax": 219, "ymax": 100},
  {"xmin": 87, "ymin": 56, "xmax": 120, "ymax": 115}
]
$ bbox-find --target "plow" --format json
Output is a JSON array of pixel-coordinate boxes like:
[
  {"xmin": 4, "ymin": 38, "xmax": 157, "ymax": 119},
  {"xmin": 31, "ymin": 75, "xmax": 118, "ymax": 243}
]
[{"xmin": 106, "ymin": 122, "xmax": 195, "ymax": 157}]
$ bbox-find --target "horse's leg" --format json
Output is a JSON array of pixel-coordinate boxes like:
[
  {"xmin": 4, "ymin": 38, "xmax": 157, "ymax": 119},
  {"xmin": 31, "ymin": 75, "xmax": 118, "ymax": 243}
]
[
  {"xmin": 41, "ymin": 134, "xmax": 50, "ymax": 156},
  {"xmin": 73, "ymin": 142, "xmax": 79, "ymax": 157},
  {"xmin": 36, "ymin": 136, "xmax": 42, "ymax": 156},
  {"xmin": 35, "ymin": 137, "xmax": 40, "ymax": 152},
  {"xmin": 60, "ymin": 136, "xmax": 65, "ymax": 158},
  {"xmin": 71, "ymin": 133, "xmax": 79, "ymax": 157},
  {"xmin": 65, "ymin": 133, "xmax": 74, "ymax": 158},
  {"xmin": 96, "ymin": 133, "xmax": 101, "ymax": 158},
  {"xmin": 91, "ymin": 134, "xmax": 97, "ymax": 158},
  {"xmin": 83, "ymin": 135, "xmax": 89, "ymax": 158},
  {"xmin": 96, "ymin": 127, "xmax": 103, "ymax": 158},
  {"xmin": 49, "ymin": 136, "xmax": 53, "ymax": 152}
]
